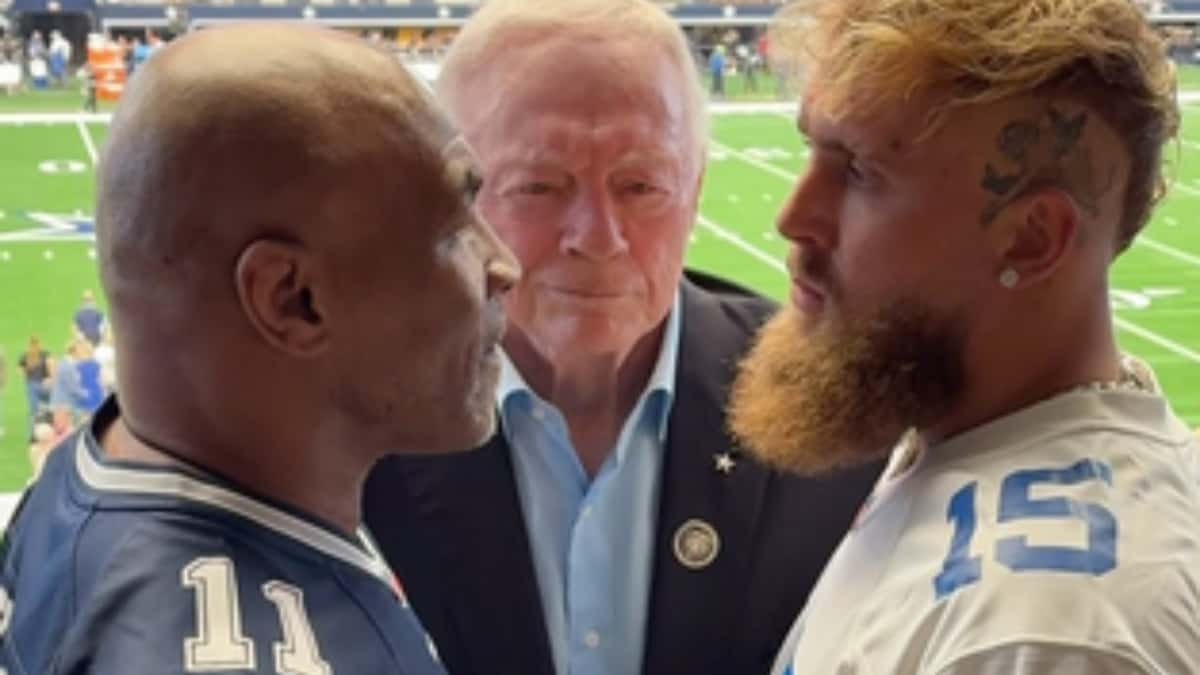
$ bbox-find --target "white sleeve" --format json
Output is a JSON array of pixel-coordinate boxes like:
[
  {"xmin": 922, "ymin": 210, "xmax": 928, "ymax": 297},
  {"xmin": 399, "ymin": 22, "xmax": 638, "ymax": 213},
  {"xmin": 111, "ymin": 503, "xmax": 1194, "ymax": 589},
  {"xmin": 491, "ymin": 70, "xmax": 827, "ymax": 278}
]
[
  {"xmin": 932, "ymin": 642, "xmax": 1161, "ymax": 675},
  {"xmin": 768, "ymin": 612, "xmax": 808, "ymax": 675}
]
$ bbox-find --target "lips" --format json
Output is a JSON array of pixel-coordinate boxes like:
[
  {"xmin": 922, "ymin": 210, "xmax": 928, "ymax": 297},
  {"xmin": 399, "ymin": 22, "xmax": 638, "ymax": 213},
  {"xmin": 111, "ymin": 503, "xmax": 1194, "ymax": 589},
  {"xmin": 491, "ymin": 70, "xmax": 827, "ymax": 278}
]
[
  {"xmin": 546, "ymin": 286, "xmax": 629, "ymax": 299},
  {"xmin": 790, "ymin": 278, "xmax": 826, "ymax": 314},
  {"xmin": 787, "ymin": 248, "xmax": 831, "ymax": 314}
]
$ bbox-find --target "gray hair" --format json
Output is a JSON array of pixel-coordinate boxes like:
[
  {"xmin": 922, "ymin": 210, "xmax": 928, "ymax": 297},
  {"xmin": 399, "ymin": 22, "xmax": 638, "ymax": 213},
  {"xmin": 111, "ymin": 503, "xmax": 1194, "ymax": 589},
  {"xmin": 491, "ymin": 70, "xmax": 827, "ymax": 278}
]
[{"xmin": 437, "ymin": 0, "xmax": 708, "ymax": 171}]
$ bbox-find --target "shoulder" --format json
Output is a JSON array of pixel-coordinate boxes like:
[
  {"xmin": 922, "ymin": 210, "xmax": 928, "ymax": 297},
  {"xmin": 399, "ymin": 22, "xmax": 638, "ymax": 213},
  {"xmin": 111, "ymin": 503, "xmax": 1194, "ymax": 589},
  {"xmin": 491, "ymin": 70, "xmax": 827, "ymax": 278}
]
[
  {"xmin": 6, "ymin": 507, "xmax": 340, "ymax": 675},
  {"xmin": 932, "ymin": 639, "xmax": 1175, "ymax": 675},
  {"xmin": 4, "ymin": 511, "xmax": 227, "ymax": 674},
  {"xmin": 915, "ymin": 538, "xmax": 1200, "ymax": 675},
  {"xmin": 680, "ymin": 268, "xmax": 777, "ymax": 338}
]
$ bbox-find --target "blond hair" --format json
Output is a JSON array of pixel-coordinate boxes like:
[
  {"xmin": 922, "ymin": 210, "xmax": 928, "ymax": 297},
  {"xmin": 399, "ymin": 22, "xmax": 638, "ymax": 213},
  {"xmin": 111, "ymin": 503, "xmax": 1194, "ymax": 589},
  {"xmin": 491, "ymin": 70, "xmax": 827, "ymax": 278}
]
[
  {"xmin": 437, "ymin": 0, "xmax": 708, "ymax": 170},
  {"xmin": 771, "ymin": 0, "xmax": 1178, "ymax": 251}
]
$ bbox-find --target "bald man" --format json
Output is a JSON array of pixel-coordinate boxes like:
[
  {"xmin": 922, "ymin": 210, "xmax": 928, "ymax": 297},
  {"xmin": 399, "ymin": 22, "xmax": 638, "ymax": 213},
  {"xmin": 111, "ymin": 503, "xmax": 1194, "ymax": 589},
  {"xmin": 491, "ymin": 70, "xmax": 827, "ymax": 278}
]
[{"xmin": 0, "ymin": 25, "xmax": 518, "ymax": 675}]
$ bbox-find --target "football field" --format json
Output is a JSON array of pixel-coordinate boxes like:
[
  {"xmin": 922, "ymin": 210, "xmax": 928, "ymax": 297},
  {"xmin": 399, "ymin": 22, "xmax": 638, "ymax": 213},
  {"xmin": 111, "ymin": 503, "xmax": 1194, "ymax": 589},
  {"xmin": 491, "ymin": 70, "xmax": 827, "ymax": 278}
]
[{"xmin": 0, "ymin": 108, "xmax": 1197, "ymax": 491}]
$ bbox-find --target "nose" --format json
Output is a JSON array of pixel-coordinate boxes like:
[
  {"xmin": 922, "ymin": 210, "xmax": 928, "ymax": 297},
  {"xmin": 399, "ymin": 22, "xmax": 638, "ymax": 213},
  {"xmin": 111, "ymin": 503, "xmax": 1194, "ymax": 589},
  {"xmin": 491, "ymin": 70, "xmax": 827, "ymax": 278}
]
[
  {"xmin": 776, "ymin": 166, "xmax": 838, "ymax": 251},
  {"xmin": 561, "ymin": 190, "xmax": 629, "ymax": 261},
  {"xmin": 482, "ymin": 224, "xmax": 521, "ymax": 298}
]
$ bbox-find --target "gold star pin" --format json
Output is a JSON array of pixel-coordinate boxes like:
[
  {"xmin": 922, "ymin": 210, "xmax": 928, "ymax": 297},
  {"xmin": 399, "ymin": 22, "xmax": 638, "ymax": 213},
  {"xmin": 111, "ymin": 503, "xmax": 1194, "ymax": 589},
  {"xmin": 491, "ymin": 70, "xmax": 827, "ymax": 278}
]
[{"xmin": 714, "ymin": 452, "xmax": 737, "ymax": 475}]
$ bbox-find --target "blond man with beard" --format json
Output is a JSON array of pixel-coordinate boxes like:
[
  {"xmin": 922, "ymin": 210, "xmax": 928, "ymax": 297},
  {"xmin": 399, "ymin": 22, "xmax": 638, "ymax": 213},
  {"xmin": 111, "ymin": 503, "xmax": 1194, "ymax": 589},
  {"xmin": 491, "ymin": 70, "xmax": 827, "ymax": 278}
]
[{"xmin": 725, "ymin": 0, "xmax": 1200, "ymax": 673}]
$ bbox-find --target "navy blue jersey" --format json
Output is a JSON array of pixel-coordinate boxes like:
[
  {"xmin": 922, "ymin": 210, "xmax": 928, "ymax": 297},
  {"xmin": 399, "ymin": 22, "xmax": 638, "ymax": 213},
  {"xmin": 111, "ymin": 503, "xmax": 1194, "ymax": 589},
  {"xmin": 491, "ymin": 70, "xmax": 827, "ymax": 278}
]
[{"xmin": 0, "ymin": 399, "xmax": 447, "ymax": 675}]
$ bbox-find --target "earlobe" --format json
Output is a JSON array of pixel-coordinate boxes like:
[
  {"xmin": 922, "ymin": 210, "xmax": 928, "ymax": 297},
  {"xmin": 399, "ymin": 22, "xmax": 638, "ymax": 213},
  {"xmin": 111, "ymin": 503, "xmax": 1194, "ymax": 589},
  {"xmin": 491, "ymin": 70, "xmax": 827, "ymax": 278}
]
[
  {"xmin": 994, "ymin": 189, "xmax": 1079, "ymax": 289},
  {"xmin": 235, "ymin": 239, "xmax": 330, "ymax": 358}
]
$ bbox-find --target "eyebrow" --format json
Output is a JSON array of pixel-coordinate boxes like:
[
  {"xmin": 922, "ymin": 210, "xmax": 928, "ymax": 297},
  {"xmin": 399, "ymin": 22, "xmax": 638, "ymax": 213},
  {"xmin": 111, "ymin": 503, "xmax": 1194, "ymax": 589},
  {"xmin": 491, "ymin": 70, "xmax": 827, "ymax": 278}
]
[
  {"xmin": 798, "ymin": 112, "xmax": 903, "ymax": 167},
  {"xmin": 612, "ymin": 149, "xmax": 679, "ymax": 170}
]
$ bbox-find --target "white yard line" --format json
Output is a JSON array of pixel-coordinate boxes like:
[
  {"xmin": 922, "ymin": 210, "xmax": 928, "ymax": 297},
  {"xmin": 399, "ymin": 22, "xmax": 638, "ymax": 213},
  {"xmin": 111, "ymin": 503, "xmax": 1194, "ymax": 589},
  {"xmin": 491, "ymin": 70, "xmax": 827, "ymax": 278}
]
[
  {"xmin": 76, "ymin": 120, "xmax": 99, "ymax": 166},
  {"xmin": 1113, "ymin": 318, "xmax": 1200, "ymax": 364},
  {"xmin": 709, "ymin": 140, "xmax": 799, "ymax": 182},
  {"xmin": 1172, "ymin": 181, "xmax": 1200, "ymax": 198},
  {"xmin": 696, "ymin": 214, "xmax": 786, "ymax": 273},
  {"xmin": 0, "ymin": 112, "xmax": 111, "ymax": 125},
  {"xmin": 1136, "ymin": 237, "xmax": 1200, "ymax": 269}
]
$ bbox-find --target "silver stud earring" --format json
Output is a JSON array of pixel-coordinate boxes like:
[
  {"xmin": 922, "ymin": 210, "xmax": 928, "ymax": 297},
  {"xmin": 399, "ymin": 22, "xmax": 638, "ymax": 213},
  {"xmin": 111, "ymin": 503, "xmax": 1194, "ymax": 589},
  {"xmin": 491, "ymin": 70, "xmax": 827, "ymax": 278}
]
[{"xmin": 999, "ymin": 268, "xmax": 1020, "ymax": 289}]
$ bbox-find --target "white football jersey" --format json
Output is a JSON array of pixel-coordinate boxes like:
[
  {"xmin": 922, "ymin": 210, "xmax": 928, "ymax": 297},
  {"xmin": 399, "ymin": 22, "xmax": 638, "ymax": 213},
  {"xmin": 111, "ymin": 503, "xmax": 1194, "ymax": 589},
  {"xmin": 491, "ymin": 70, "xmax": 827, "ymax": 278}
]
[{"xmin": 772, "ymin": 386, "xmax": 1200, "ymax": 675}]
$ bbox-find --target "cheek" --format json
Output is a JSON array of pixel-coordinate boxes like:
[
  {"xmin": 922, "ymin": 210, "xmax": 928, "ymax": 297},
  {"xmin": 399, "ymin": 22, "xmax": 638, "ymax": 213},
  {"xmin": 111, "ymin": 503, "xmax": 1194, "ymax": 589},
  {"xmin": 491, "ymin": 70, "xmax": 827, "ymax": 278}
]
[
  {"xmin": 627, "ymin": 214, "xmax": 690, "ymax": 290},
  {"xmin": 483, "ymin": 205, "xmax": 559, "ymax": 273}
]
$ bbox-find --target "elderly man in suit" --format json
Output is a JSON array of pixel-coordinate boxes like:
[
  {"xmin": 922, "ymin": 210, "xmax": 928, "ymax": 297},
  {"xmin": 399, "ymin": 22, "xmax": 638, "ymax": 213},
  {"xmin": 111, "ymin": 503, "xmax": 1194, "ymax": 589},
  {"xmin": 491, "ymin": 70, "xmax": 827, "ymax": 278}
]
[{"xmin": 363, "ymin": 1, "xmax": 883, "ymax": 674}]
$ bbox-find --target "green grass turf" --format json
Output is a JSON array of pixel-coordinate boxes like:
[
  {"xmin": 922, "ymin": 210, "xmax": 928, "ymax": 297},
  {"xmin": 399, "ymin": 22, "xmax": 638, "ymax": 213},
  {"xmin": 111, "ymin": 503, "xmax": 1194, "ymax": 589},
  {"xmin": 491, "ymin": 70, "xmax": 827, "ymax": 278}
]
[{"xmin": 0, "ymin": 105, "xmax": 1196, "ymax": 490}]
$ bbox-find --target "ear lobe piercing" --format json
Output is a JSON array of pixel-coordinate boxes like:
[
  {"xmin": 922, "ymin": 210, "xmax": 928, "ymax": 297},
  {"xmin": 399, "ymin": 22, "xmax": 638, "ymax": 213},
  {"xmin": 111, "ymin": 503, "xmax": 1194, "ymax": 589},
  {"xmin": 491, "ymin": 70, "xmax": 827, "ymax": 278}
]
[{"xmin": 999, "ymin": 268, "xmax": 1020, "ymax": 289}]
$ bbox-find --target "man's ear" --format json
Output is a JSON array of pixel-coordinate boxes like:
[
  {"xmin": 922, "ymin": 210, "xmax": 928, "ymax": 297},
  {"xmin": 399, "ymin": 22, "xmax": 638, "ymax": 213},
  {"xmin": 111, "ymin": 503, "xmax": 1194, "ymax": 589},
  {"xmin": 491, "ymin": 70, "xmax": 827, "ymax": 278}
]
[
  {"xmin": 988, "ymin": 187, "xmax": 1081, "ymax": 289},
  {"xmin": 234, "ymin": 239, "xmax": 330, "ymax": 358}
]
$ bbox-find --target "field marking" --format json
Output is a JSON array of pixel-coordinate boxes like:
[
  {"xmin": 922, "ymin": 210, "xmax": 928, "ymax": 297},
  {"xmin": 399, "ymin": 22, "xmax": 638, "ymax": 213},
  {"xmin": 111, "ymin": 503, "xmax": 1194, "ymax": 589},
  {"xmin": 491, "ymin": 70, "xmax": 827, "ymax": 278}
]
[
  {"xmin": 709, "ymin": 140, "xmax": 799, "ymax": 182},
  {"xmin": 0, "ymin": 113, "xmax": 112, "ymax": 125},
  {"xmin": 1113, "ymin": 318, "xmax": 1200, "ymax": 364},
  {"xmin": 696, "ymin": 214, "xmax": 786, "ymax": 273},
  {"xmin": 1171, "ymin": 181, "xmax": 1200, "ymax": 198},
  {"xmin": 76, "ymin": 120, "xmax": 99, "ymax": 167},
  {"xmin": 1136, "ymin": 236, "xmax": 1200, "ymax": 268},
  {"xmin": 709, "ymin": 145, "xmax": 1200, "ymax": 367}
]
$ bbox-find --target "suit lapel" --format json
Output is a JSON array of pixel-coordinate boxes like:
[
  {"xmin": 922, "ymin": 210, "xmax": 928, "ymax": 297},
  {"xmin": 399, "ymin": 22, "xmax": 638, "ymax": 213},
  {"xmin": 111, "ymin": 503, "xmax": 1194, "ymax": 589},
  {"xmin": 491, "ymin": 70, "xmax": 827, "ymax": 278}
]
[
  {"xmin": 400, "ymin": 434, "xmax": 556, "ymax": 675},
  {"xmin": 641, "ymin": 280, "xmax": 772, "ymax": 674}
]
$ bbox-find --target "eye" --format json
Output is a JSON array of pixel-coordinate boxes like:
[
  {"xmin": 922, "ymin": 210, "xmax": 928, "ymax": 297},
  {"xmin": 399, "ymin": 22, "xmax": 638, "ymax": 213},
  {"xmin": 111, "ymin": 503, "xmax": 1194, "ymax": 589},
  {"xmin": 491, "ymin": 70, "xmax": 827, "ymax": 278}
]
[
  {"xmin": 846, "ymin": 158, "xmax": 874, "ymax": 186},
  {"xmin": 625, "ymin": 181, "xmax": 658, "ymax": 196},
  {"xmin": 516, "ymin": 182, "xmax": 555, "ymax": 196}
]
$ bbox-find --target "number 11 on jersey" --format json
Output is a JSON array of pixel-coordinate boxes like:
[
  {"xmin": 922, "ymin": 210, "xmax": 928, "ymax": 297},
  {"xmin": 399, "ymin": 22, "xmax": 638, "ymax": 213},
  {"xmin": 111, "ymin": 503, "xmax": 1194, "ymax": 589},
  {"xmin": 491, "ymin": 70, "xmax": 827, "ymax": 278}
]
[{"xmin": 183, "ymin": 557, "xmax": 332, "ymax": 675}]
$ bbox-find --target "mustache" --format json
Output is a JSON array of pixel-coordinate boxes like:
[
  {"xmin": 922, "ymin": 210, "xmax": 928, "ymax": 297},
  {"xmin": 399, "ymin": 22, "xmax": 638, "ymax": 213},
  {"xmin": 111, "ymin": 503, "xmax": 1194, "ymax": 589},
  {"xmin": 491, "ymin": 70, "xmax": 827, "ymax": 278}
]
[{"xmin": 787, "ymin": 246, "xmax": 834, "ymax": 296}]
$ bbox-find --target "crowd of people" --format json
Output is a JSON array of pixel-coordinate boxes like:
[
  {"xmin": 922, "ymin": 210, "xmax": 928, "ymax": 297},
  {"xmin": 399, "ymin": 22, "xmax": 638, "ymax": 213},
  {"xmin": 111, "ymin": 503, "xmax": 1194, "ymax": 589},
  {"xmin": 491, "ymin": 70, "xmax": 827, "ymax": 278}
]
[
  {"xmin": 5, "ymin": 290, "xmax": 115, "ymax": 479},
  {"xmin": 0, "ymin": 29, "xmax": 163, "ymax": 101},
  {"xmin": 0, "ymin": 1, "xmax": 1197, "ymax": 674}
]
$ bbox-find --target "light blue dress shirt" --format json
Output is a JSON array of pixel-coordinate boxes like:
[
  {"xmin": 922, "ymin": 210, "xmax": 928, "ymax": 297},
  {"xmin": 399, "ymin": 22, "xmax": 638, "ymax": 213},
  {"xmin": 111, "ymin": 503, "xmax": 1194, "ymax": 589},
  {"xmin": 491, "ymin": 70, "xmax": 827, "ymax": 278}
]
[{"xmin": 497, "ymin": 295, "xmax": 682, "ymax": 675}]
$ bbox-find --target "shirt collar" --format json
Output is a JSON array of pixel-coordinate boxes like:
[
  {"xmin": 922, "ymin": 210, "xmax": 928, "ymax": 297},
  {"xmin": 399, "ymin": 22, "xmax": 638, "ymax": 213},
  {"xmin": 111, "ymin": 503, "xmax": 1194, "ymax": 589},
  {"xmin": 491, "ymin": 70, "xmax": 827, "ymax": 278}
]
[{"xmin": 497, "ymin": 289, "xmax": 683, "ymax": 442}]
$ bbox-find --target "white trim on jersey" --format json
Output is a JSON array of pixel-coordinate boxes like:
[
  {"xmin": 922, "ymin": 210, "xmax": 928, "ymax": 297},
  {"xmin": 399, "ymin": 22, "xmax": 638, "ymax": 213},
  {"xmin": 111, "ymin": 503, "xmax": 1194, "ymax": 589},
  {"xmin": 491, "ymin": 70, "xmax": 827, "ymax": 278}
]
[{"xmin": 73, "ymin": 434, "xmax": 394, "ymax": 587}]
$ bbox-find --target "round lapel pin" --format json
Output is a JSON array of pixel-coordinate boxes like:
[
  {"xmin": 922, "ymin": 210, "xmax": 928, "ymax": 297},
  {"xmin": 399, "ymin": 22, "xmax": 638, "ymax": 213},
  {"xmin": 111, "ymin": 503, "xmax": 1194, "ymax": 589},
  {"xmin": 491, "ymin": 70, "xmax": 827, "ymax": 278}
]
[{"xmin": 673, "ymin": 518, "xmax": 720, "ymax": 570}]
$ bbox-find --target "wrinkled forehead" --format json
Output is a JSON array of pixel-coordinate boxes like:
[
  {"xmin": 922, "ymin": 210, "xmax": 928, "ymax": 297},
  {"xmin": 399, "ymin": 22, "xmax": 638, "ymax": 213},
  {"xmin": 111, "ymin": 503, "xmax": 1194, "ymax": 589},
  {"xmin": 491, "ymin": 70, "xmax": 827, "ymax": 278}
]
[{"xmin": 457, "ymin": 39, "xmax": 693, "ymax": 158}]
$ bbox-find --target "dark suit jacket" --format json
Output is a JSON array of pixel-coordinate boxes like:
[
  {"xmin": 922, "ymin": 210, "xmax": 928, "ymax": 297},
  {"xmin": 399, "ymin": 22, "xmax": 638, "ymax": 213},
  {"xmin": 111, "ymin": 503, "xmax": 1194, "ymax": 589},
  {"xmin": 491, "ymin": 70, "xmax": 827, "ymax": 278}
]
[{"xmin": 363, "ymin": 270, "xmax": 884, "ymax": 675}]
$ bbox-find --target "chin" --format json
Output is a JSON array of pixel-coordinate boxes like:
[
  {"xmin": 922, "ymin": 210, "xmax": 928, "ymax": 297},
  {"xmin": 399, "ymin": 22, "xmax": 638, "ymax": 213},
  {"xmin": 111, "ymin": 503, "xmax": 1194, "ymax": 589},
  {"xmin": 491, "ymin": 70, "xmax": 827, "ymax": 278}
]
[
  {"xmin": 544, "ymin": 323, "xmax": 641, "ymax": 359},
  {"xmin": 443, "ymin": 391, "xmax": 500, "ymax": 452}
]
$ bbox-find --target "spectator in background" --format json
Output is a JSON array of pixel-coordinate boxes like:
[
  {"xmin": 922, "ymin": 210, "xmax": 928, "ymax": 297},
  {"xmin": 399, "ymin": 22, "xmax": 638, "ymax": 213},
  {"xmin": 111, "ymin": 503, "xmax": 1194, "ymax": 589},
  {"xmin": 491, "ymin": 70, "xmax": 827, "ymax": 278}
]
[
  {"xmin": 0, "ymin": 52, "xmax": 20, "ymax": 95},
  {"xmin": 73, "ymin": 289, "xmax": 105, "ymax": 346},
  {"xmin": 737, "ymin": 41, "xmax": 758, "ymax": 94},
  {"xmin": 28, "ymin": 422, "xmax": 56, "ymax": 481},
  {"xmin": 48, "ymin": 30, "xmax": 70, "ymax": 88},
  {"xmin": 119, "ymin": 35, "xmax": 133, "ymax": 75},
  {"xmin": 27, "ymin": 53, "xmax": 47, "ymax": 89},
  {"xmin": 26, "ymin": 31, "xmax": 45, "ymax": 65},
  {"xmin": 18, "ymin": 336, "xmax": 52, "ymax": 438},
  {"xmin": 74, "ymin": 341, "xmax": 104, "ymax": 416},
  {"xmin": 48, "ymin": 340, "xmax": 84, "ymax": 425},
  {"xmin": 81, "ymin": 60, "xmax": 97, "ymax": 112},
  {"xmin": 93, "ymin": 327, "xmax": 116, "ymax": 394},
  {"xmin": 709, "ymin": 43, "xmax": 725, "ymax": 98},
  {"xmin": 130, "ymin": 32, "xmax": 160, "ymax": 73},
  {"xmin": 128, "ymin": 37, "xmax": 146, "ymax": 75}
]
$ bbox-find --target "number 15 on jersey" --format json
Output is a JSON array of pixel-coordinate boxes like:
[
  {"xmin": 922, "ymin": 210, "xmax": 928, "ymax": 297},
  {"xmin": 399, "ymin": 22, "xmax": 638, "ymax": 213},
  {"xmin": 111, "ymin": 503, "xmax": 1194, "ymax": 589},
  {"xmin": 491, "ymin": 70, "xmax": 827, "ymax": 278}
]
[{"xmin": 934, "ymin": 458, "xmax": 1118, "ymax": 600}]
